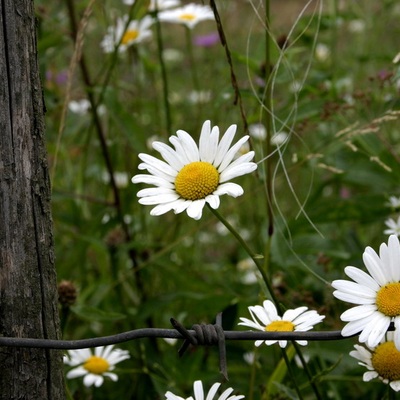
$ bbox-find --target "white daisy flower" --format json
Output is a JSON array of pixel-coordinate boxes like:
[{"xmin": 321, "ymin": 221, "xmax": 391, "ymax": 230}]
[
  {"xmin": 158, "ymin": 4, "xmax": 214, "ymax": 29},
  {"xmin": 347, "ymin": 19, "xmax": 366, "ymax": 33},
  {"xmin": 350, "ymin": 332, "xmax": 400, "ymax": 391},
  {"xmin": 248, "ymin": 123, "xmax": 266, "ymax": 141},
  {"xmin": 123, "ymin": 0, "xmax": 180, "ymax": 11},
  {"xmin": 315, "ymin": 43, "xmax": 330, "ymax": 62},
  {"xmin": 102, "ymin": 171, "xmax": 130, "ymax": 189},
  {"xmin": 238, "ymin": 299, "xmax": 325, "ymax": 348},
  {"xmin": 243, "ymin": 351, "xmax": 256, "ymax": 365},
  {"xmin": 132, "ymin": 120, "xmax": 257, "ymax": 220},
  {"xmin": 332, "ymin": 235, "xmax": 400, "ymax": 350},
  {"xmin": 386, "ymin": 196, "xmax": 400, "ymax": 209},
  {"xmin": 271, "ymin": 131, "xmax": 288, "ymax": 146},
  {"xmin": 68, "ymin": 99, "xmax": 106, "ymax": 116},
  {"xmin": 64, "ymin": 345, "xmax": 130, "ymax": 387},
  {"xmin": 187, "ymin": 90, "xmax": 212, "ymax": 104},
  {"xmin": 101, "ymin": 15, "xmax": 153, "ymax": 53},
  {"xmin": 165, "ymin": 380, "xmax": 245, "ymax": 400},
  {"xmin": 68, "ymin": 99, "xmax": 91, "ymax": 115},
  {"xmin": 384, "ymin": 217, "xmax": 400, "ymax": 237}
]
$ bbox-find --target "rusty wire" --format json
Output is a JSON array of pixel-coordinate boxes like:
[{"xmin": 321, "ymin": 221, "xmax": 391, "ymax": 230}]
[{"xmin": 1, "ymin": 316, "xmax": 393, "ymax": 381}]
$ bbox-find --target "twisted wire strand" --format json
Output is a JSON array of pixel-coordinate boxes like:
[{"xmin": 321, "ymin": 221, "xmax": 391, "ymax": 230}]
[
  {"xmin": 0, "ymin": 327, "xmax": 371, "ymax": 350},
  {"xmin": 2, "ymin": 320, "xmax": 392, "ymax": 382},
  {"xmin": 0, "ymin": 315, "xmax": 393, "ymax": 350}
]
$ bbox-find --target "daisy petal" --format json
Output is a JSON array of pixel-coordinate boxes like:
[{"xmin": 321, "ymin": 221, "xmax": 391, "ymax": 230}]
[
  {"xmin": 176, "ymin": 130, "xmax": 200, "ymax": 161},
  {"xmin": 218, "ymin": 136, "xmax": 250, "ymax": 172},
  {"xmin": 152, "ymin": 141, "xmax": 185, "ymax": 171},
  {"xmin": 363, "ymin": 371, "xmax": 379, "ymax": 382},
  {"xmin": 343, "ymin": 266, "xmax": 380, "ymax": 292},
  {"xmin": 205, "ymin": 382, "xmax": 220, "ymax": 400},
  {"xmin": 363, "ymin": 251, "xmax": 387, "ymax": 286},
  {"xmin": 214, "ymin": 124, "xmax": 237, "ymax": 167},
  {"xmin": 213, "ymin": 182, "xmax": 244, "ymax": 197},
  {"xmin": 390, "ymin": 381, "xmax": 400, "ymax": 391},
  {"xmin": 205, "ymin": 194, "xmax": 220, "ymax": 209},
  {"xmin": 201, "ymin": 125, "xmax": 220, "ymax": 163},
  {"xmin": 340, "ymin": 304, "xmax": 377, "ymax": 322},
  {"xmin": 186, "ymin": 199, "xmax": 206, "ymax": 220}
]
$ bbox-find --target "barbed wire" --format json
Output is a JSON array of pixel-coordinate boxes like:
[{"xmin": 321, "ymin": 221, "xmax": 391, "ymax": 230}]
[
  {"xmin": 1, "ymin": 314, "xmax": 388, "ymax": 350},
  {"xmin": 2, "ymin": 314, "xmax": 393, "ymax": 380}
]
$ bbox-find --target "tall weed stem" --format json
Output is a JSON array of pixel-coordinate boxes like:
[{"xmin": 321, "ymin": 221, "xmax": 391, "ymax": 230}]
[
  {"xmin": 154, "ymin": 13, "xmax": 172, "ymax": 134},
  {"xmin": 208, "ymin": 206, "xmax": 281, "ymax": 313}
]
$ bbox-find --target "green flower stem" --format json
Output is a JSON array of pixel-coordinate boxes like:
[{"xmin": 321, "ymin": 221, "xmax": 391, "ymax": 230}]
[
  {"xmin": 247, "ymin": 350, "xmax": 258, "ymax": 400},
  {"xmin": 65, "ymin": 384, "xmax": 74, "ymax": 400},
  {"xmin": 280, "ymin": 347, "xmax": 304, "ymax": 400},
  {"xmin": 263, "ymin": 0, "xmax": 274, "ymax": 241},
  {"xmin": 329, "ymin": 0, "xmax": 339, "ymax": 97},
  {"xmin": 154, "ymin": 13, "xmax": 172, "ymax": 134},
  {"xmin": 185, "ymin": 26, "xmax": 200, "ymax": 94},
  {"xmin": 293, "ymin": 341, "xmax": 323, "ymax": 400},
  {"xmin": 207, "ymin": 205, "xmax": 281, "ymax": 313}
]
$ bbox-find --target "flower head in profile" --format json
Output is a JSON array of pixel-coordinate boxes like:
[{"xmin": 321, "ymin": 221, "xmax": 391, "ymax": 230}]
[
  {"xmin": 64, "ymin": 345, "xmax": 130, "ymax": 387},
  {"xmin": 165, "ymin": 380, "xmax": 245, "ymax": 400},
  {"xmin": 158, "ymin": 4, "xmax": 214, "ymax": 29},
  {"xmin": 386, "ymin": 196, "xmax": 400, "ymax": 210},
  {"xmin": 101, "ymin": 15, "xmax": 153, "ymax": 53},
  {"xmin": 350, "ymin": 332, "xmax": 400, "ymax": 391},
  {"xmin": 132, "ymin": 120, "xmax": 257, "ymax": 220},
  {"xmin": 332, "ymin": 235, "xmax": 400, "ymax": 350},
  {"xmin": 238, "ymin": 300, "xmax": 325, "ymax": 348},
  {"xmin": 384, "ymin": 217, "xmax": 400, "ymax": 236}
]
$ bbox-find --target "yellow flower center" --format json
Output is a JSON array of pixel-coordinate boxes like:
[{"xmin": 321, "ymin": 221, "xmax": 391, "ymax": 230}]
[
  {"xmin": 376, "ymin": 282, "xmax": 400, "ymax": 317},
  {"xmin": 122, "ymin": 29, "xmax": 139, "ymax": 45},
  {"xmin": 371, "ymin": 341, "xmax": 400, "ymax": 381},
  {"xmin": 265, "ymin": 320, "xmax": 295, "ymax": 332},
  {"xmin": 175, "ymin": 161, "xmax": 219, "ymax": 201},
  {"xmin": 179, "ymin": 13, "xmax": 196, "ymax": 21},
  {"xmin": 83, "ymin": 356, "xmax": 110, "ymax": 375}
]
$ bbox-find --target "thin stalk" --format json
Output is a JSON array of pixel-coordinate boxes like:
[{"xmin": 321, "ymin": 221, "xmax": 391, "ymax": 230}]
[
  {"xmin": 293, "ymin": 341, "xmax": 323, "ymax": 400},
  {"xmin": 248, "ymin": 352, "xmax": 257, "ymax": 400},
  {"xmin": 185, "ymin": 26, "xmax": 200, "ymax": 93},
  {"xmin": 154, "ymin": 13, "xmax": 172, "ymax": 134},
  {"xmin": 280, "ymin": 347, "xmax": 304, "ymax": 400},
  {"xmin": 207, "ymin": 205, "xmax": 281, "ymax": 313},
  {"xmin": 264, "ymin": 0, "xmax": 274, "ymax": 240}
]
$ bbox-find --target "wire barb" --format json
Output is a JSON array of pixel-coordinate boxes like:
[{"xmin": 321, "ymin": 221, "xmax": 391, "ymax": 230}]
[{"xmin": 171, "ymin": 313, "xmax": 228, "ymax": 381}]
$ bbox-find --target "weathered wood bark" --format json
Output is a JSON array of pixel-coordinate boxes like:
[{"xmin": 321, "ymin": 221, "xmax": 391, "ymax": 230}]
[{"xmin": 0, "ymin": 0, "xmax": 65, "ymax": 398}]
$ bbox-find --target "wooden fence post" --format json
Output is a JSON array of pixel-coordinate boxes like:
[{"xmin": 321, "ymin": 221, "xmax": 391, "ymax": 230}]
[{"xmin": 0, "ymin": 0, "xmax": 65, "ymax": 398}]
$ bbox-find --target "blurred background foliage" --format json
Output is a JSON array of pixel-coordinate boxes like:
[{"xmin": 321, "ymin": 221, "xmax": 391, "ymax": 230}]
[{"xmin": 35, "ymin": 0, "xmax": 400, "ymax": 398}]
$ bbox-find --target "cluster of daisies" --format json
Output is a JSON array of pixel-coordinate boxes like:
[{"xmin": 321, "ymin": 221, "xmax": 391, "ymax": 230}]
[
  {"xmin": 101, "ymin": 0, "xmax": 215, "ymax": 53},
  {"xmin": 62, "ymin": 119, "xmax": 400, "ymax": 395}
]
